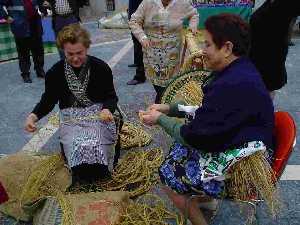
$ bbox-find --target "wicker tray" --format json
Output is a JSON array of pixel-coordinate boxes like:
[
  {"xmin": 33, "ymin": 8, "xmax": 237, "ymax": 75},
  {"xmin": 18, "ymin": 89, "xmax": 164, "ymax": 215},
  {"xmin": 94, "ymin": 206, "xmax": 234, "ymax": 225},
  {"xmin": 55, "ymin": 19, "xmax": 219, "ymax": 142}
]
[{"xmin": 161, "ymin": 69, "xmax": 210, "ymax": 105}]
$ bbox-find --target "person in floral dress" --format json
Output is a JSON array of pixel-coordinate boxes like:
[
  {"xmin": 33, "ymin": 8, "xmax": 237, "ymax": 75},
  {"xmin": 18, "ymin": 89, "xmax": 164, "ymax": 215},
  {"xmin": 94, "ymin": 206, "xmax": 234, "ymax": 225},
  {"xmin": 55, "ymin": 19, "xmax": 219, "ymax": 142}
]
[{"xmin": 129, "ymin": 0, "xmax": 199, "ymax": 103}]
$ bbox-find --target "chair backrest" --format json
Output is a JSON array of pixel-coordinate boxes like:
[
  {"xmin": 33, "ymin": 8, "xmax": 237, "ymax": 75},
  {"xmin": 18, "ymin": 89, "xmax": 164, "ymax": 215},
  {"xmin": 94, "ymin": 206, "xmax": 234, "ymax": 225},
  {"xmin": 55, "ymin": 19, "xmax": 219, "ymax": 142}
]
[{"xmin": 272, "ymin": 111, "xmax": 297, "ymax": 181}]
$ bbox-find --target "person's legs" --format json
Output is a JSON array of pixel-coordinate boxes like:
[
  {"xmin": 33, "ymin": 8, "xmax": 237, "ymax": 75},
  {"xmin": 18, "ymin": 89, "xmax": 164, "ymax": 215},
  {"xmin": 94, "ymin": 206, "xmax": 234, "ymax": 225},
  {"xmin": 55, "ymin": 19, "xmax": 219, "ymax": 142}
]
[
  {"xmin": 127, "ymin": 34, "xmax": 146, "ymax": 85},
  {"xmin": 30, "ymin": 32, "xmax": 45, "ymax": 78},
  {"xmin": 15, "ymin": 37, "xmax": 32, "ymax": 83},
  {"xmin": 72, "ymin": 163, "xmax": 111, "ymax": 184},
  {"xmin": 162, "ymin": 187, "xmax": 208, "ymax": 225},
  {"xmin": 288, "ymin": 17, "xmax": 297, "ymax": 46},
  {"xmin": 153, "ymin": 85, "xmax": 165, "ymax": 103}
]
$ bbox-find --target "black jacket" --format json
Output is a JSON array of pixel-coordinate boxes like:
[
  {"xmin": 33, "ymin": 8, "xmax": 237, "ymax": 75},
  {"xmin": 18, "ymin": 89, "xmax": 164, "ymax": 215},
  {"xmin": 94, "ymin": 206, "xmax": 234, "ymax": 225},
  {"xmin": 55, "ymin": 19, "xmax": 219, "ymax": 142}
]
[
  {"xmin": 32, "ymin": 56, "xmax": 118, "ymax": 119},
  {"xmin": 249, "ymin": 0, "xmax": 300, "ymax": 91}
]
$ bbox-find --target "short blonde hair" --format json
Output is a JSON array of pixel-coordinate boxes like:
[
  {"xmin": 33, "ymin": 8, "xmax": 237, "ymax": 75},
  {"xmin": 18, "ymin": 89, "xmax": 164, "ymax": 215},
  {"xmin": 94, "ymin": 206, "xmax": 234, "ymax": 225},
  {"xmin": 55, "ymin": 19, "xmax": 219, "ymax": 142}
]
[{"xmin": 56, "ymin": 24, "xmax": 92, "ymax": 49}]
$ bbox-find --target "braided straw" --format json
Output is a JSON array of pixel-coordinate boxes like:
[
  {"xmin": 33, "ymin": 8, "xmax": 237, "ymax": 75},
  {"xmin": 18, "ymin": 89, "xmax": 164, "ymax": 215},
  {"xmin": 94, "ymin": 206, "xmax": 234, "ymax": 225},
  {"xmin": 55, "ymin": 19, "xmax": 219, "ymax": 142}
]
[
  {"xmin": 120, "ymin": 194, "xmax": 184, "ymax": 225},
  {"xmin": 119, "ymin": 122, "xmax": 152, "ymax": 149},
  {"xmin": 20, "ymin": 154, "xmax": 68, "ymax": 205},
  {"xmin": 101, "ymin": 148, "xmax": 163, "ymax": 197},
  {"xmin": 226, "ymin": 151, "xmax": 280, "ymax": 217},
  {"xmin": 161, "ymin": 70, "xmax": 208, "ymax": 105},
  {"xmin": 181, "ymin": 31, "xmax": 205, "ymax": 72}
]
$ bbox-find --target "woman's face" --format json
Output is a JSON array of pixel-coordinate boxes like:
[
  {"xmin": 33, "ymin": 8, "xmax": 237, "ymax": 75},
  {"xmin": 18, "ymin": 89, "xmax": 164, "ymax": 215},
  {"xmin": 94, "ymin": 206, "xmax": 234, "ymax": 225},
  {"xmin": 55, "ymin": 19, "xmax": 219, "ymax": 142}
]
[
  {"xmin": 63, "ymin": 42, "xmax": 88, "ymax": 68},
  {"xmin": 202, "ymin": 30, "xmax": 227, "ymax": 71}
]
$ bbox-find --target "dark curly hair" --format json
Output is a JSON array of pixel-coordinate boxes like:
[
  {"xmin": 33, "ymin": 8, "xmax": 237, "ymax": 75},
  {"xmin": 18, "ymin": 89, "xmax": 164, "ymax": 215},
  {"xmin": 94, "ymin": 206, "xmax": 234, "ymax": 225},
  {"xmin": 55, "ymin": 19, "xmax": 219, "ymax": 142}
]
[{"xmin": 204, "ymin": 13, "xmax": 250, "ymax": 56}]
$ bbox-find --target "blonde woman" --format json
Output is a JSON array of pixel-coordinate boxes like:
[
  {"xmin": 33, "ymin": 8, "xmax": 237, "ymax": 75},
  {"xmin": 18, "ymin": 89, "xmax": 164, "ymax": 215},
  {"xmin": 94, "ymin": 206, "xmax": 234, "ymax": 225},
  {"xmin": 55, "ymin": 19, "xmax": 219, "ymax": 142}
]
[
  {"xmin": 24, "ymin": 24, "xmax": 118, "ymax": 184},
  {"xmin": 129, "ymin": 0, "xmax": 199, "ymax": 103}
]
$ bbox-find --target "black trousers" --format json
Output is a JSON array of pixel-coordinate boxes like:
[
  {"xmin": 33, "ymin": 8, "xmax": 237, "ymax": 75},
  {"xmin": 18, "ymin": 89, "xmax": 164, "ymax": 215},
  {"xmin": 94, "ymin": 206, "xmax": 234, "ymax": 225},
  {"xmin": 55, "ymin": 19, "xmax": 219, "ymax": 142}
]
[
  {"xmin": 153, "ymin": 85, "xmax": 166, "ymax": 104},
  {"xmin": 14, "ymin": 32, "xmax": 44, "ymax": 77},
  {"xmin": 131, "ymin": 33, "xmax": 146, "ymax": 82}
]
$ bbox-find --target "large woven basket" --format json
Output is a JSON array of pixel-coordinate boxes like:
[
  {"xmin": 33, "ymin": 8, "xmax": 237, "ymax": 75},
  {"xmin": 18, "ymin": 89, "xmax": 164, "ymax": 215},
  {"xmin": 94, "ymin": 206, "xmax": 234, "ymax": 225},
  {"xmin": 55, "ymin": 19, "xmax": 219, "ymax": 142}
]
[{"xmin": 161, "ymin": 69, "xmax": 210, "ymax": 106}]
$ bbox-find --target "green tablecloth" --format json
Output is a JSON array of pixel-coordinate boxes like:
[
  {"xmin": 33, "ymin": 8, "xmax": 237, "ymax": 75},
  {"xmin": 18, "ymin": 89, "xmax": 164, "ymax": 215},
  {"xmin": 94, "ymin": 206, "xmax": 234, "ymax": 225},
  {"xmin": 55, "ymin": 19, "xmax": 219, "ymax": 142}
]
[
  {"xmin": 0, "ymin": 20, "xmax": 57, "ymax": 62},
  {"xmin": 184, "ymin": 4, "xmax": 253, "ymax": 29},
  {"xmin": 196, "ymin": 5, "xmax": 252, "ymax": 29}
]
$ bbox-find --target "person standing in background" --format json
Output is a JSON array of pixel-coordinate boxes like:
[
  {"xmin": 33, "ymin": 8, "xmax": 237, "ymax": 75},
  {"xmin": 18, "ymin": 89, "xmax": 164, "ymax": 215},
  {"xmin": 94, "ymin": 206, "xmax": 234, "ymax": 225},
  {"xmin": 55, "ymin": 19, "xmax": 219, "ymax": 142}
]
[
  {"xmin": 42, "ymin": 0, "xmax": 86, "ymax": 58},
  {"xmin": 0, "ymin": 0, "xmax": 46, "ymax": 83},
  {"xmin": 249, "ymin": 0, "xmax": 300, "ymax": 99},
  {"xmin": 129, "ymin": 0, "xmax": 199, "ymax": 103},
  {"xmin": 126, "ymin": 0, "xmax": 146, "ymax": 85}
]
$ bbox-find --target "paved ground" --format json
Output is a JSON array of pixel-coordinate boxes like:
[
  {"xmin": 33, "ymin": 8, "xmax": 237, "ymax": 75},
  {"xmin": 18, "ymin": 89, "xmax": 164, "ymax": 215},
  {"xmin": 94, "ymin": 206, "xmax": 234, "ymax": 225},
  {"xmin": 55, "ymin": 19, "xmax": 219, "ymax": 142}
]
[{"xmin": 0, "ymin": 21, "xmax": 300, "ymax": 224}]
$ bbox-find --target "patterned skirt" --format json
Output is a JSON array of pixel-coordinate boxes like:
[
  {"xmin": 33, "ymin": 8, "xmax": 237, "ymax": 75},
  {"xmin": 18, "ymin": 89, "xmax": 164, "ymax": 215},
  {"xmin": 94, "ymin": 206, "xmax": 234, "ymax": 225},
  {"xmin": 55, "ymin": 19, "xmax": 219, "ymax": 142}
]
[
  {"xmin": 159, "ymin": 141, "xmax": 268, "ymax": 198},
  {"xmin": 59, "ymin": 104, "xmax": 117, "ymax": 171}
]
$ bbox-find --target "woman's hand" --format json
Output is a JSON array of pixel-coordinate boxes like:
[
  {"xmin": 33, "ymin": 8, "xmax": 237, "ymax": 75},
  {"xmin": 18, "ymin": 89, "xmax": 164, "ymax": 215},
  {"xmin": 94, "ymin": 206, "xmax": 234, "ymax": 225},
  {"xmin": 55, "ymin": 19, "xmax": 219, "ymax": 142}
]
[
  {"xmin": 24, "ymin": 113, "xmax": 38, "ymax": 132},
  {"xmin": 139, "ymin": 110, "xmax": 162, "ymax": 126},
  {"xmin": 147, "ymin": 104, "xmax": 170, "ymax": 114},
  {"xmin": 141, "ymin": 38, "xmax": 151, "ymax": 49},
  {"xmin": 6, "ymin": 16, "xmax": 14, "ymax": 24},
  {"xmin": 99, "ymin": 109, "xmax": 114, "ymax": 122}
]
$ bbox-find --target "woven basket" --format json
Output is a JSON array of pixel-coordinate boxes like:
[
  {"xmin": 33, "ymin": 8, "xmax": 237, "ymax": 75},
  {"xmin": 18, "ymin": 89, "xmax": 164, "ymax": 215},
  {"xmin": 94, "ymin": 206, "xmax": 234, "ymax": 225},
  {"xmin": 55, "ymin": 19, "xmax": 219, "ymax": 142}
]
[{"xmin": 161, "ymin": 69, "xmax": 209, "ymax": 105}]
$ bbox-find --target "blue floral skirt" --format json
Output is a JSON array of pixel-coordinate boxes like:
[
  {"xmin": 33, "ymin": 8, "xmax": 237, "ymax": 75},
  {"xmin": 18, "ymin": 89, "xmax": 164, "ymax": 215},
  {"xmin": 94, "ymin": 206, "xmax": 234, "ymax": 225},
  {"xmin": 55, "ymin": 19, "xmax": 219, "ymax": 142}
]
[{"xmin": 159, "ymin": 141, "xmax": 267, "ymax": 198}]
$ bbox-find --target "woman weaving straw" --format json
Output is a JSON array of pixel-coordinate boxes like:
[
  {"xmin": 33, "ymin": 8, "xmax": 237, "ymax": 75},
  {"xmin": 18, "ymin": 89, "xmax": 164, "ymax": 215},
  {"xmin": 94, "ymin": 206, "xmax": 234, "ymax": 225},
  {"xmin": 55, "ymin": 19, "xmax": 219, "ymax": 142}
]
[
  {"xmin": 129, "ymin": 0, "xmax": 199, "ymax": 103},
  {"xmin": 140, "ymin": 14, "xmax": 275, "ymax": 225},
  {"xmin": 24, "ymin": 24, "xmax": 118, "ymax": 184}
]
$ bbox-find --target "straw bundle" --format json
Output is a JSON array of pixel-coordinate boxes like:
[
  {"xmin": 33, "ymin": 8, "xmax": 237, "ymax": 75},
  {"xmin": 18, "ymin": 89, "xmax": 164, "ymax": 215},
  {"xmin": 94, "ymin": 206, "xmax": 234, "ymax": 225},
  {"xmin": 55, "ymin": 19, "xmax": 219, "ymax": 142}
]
[
  {"xmin": 120, "ymin": 194, "xmax": 184, "ymax": 225},
  {"xmin": 20, "ymin": 154, "xmax": 71, "ymax": 205},
  {"xmin": 119, "ymin": 122, "xmax": 152, "ymax": 149},
  {"xmin": 226, "ymin": 151, "xmax": 280, "ymax": 216},
  {"xmin": 101, "ymin": 148, "xmax": 164, "ymax": 197}
]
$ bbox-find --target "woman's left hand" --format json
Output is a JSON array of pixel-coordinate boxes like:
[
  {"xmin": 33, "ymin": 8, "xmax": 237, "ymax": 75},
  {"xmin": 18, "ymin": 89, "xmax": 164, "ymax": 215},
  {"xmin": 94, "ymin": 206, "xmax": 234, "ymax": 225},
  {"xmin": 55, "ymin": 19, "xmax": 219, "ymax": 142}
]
[
  {"xmin": 139, "ymin": 110, "xmax": 162, "ymax": 126},
  {"xmin": 99, "ymin": 109, "xmax": 113, "ymax": 122}
]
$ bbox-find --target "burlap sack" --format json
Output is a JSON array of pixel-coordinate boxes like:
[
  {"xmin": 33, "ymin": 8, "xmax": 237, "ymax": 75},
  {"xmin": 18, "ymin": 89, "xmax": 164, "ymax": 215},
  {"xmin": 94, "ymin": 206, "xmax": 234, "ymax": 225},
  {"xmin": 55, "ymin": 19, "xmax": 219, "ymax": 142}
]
[
  {"xmin": 28, "ymin": 191, "xmax": 131, "ymax": 225},
  {"xmin": 0, "ymin": 152, "xmax": 71, "ymax": 221}
]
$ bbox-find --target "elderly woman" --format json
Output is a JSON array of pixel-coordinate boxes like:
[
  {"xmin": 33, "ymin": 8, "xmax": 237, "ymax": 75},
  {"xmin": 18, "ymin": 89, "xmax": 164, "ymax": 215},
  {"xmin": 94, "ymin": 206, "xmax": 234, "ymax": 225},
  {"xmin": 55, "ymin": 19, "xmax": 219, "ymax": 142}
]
[
  {"xmin": 129, "ymin": 0, "xmax": 199, "ymax": 103},
  {"xmin": 24, "ymin": 24, "xmax": 118, "ymax": 184},
  {"xmin": 140, "ymin": 14, "xmax": 274, "ymax": 225}
]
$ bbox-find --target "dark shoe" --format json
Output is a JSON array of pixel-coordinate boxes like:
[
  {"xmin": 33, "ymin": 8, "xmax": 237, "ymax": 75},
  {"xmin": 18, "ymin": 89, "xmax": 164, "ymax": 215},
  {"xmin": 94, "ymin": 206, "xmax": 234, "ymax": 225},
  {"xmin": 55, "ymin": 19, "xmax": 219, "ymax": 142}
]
[
  {"xmin": 288, "ymin": 42, "xmax": 295, "ymax": 46},
  {"xmin": 128, "ymin": 63, "xmax": 138, "ymax": 68},
  {"xmin": 126, "ymin": 79, "xmax": 145, "ymax": 85},
  {"xmin": 36, "ymin": 70, "xmax": 46, "ymax": 78},
  {"xmin": 22, "ymin": 75, "xmax": 32, "ymax": 83}
]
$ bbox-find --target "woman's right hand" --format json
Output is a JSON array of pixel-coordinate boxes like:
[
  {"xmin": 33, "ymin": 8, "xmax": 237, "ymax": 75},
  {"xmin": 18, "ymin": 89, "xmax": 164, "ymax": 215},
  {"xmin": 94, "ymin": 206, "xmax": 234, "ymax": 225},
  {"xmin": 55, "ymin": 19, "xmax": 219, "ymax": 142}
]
[
  {"xmin": 147, "ymin": 104, "xmax": 170, "ymax": 114},
  {"xmin": 24, "ymin": 113, "xmax": 38, "ymax": 133}
]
